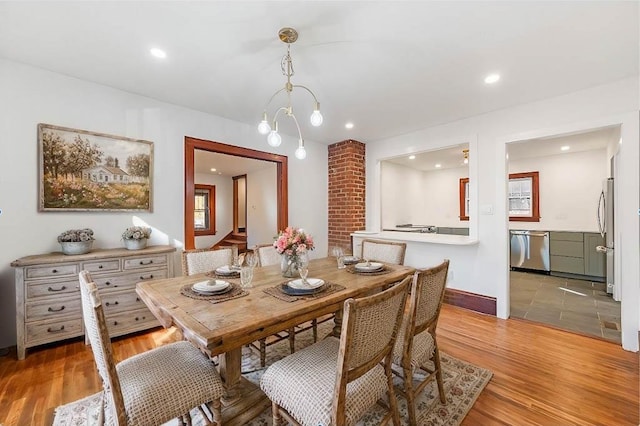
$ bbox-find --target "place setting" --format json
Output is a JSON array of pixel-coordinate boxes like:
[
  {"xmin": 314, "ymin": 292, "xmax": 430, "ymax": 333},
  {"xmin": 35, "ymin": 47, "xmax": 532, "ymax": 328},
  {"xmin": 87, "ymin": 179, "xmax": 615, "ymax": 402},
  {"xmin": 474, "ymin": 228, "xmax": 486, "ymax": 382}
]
[
  {"xmin": 346, "ymin": 259, "xmax": 391, "ymax": 275},
  {"xmin": 180, "ymin": 278, "xmax": 248, "ymax": 303}
]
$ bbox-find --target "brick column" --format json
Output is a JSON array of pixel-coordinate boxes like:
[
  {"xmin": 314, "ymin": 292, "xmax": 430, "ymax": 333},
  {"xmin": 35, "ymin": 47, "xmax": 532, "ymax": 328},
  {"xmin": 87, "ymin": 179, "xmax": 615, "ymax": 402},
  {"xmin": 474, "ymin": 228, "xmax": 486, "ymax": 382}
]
[{"xmin": 328, "ymin": 140, "xmax": 366, "ymax": 253}]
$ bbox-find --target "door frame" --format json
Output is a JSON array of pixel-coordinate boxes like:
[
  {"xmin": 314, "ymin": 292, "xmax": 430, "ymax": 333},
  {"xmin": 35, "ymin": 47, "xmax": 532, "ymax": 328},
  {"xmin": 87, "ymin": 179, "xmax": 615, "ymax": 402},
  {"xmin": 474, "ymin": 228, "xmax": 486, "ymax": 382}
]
[{"xmin": 184, "ymin": 136, "xmax": 288, "ymax": 250}]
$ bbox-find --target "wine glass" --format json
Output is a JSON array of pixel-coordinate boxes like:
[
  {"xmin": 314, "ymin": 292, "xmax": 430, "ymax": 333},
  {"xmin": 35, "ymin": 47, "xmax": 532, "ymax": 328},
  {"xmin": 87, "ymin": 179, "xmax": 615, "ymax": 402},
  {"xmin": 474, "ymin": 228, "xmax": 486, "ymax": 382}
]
[
  {"xmin": 240, "ymin": 266, "xmax": 253, "ymax": 289},
  {"xmin": 297, "ymin": 251, "xmax": 310, "ymax": 284},
  {"xmin": 245, "ymin": 252, "xmax": 259, "ymax": 269},
  {"xmin": 332, "ymin": 246, "xmax": 345, "ymax": 269}
]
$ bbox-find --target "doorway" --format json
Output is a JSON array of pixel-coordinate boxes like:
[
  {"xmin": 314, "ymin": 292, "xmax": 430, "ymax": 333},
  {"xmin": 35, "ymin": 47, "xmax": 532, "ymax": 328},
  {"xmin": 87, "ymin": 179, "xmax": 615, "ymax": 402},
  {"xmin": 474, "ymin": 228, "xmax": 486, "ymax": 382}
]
[
  {"xmin": 184, "ymin": 137, "xmax": 288, "ymax": 250},
  {"xmin": 506, "ymin": 126, "xmax": 621, "ymax": 343}
]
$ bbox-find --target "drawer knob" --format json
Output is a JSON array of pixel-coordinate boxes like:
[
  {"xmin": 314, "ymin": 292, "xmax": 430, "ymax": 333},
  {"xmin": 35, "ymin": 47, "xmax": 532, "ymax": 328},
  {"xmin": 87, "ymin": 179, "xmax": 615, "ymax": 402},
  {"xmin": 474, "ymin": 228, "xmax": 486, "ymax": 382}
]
[
  {"xmin": 105, "ymin": 301, "xmax": 119, "ymax": 306},
  {"xmin": 52, "ymin": 269, "xmax": 58, "ymax": 273},
  {"xmin": 113, "ymin": 321, "xmax": 118, "ymax": 326},
  {"xmin": 47, "ymin": 325, "xmax": 65, "ymax": 333},
  {"xmin": 48, "ymin": 286, "xmax": 67, "ymax": 292},
  {"xmin": 48, "ymin": 306, "xmax": 65, "ymax": 312},
  {"xmin": 139, "ymin": 260, "xmax": 153, "ymax": 265},
  {"xmin": 105, "ymin": 281, "xmax": 111, "ymax": 286},
  {"xmin": 98, "ymin": 265, "xmax": 103, "ymax": 269},
  {"xmin": 140, "ymin": 274, "xmax": 153, "ymax": 280}
]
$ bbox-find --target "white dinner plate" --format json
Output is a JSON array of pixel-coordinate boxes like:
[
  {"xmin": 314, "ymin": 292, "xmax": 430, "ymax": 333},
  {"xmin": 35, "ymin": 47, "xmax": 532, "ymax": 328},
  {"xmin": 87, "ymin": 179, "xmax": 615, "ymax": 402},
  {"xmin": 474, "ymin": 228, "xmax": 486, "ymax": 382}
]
[
  {"xmin": 215, "ymin": 265, "xmax": 239, "ymax": 275},
  {"xmin": 354, "ymin": 262, "xmax": 383, "ymax": 272},
  {"xmin": 287, "ymin": 278, "xmax": 325, "ymax": 290},
  {"xmin": 192, "ymin": 279, "xmax": 230, "ymax": 293}
]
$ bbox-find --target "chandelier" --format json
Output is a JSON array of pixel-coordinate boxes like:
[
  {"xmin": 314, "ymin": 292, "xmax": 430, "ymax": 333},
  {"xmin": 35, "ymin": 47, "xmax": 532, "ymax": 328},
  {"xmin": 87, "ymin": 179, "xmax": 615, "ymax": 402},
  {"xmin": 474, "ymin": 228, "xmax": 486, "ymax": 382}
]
[{"xmin": 257, "ymin": 27, "xmax": 323, "ymax": 160}]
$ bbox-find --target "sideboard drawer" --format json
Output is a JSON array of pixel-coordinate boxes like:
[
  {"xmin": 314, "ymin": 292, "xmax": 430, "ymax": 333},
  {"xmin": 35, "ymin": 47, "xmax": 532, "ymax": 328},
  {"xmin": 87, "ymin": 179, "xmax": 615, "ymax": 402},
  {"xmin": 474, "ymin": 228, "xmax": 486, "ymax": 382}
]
[
  {"xmin": 106, "ymin": 308, "xmax": 158, "ymax": 335},
  {"xmin": 101, "ymin": 290, "xmax": 148, "ymax": 315},
  {"xmin": 26, "ymin": 263, "xmax": 78, "ymax": 279},
  {"xmin": 27, "ymin": 279, "xmax": 79, "ymax": 298},
  {"xmin": 82, "ymin": 259, "xmax": 120, "ymax": 274},
  {"xmin": 93, "ymin": 270, "xmax": 168, "ymax": 291},
  {"xmin": 25, "ymin": 296, "xmax": 82, "ymax": 321},
  {"xmin": 123, "ymin": 255, "xmax": 167, "ymax": 270},
  {"xmin": 26, "ymin": 318, "xmax": 84, "ymax": 345}
]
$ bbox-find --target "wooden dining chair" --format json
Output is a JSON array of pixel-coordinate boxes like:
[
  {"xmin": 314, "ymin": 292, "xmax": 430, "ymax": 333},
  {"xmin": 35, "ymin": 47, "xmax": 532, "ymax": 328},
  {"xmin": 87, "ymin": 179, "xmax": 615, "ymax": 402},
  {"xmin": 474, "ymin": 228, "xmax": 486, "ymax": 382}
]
[
  {"xmin": 392, "ymin": 259, "xmax": 450, "ymax": 425},
  {"xmin": 181, "ymin": 247, "xmax": 233, "ymax": 276},
  {"xmin": 361, "ymin": 239, "xmax": 407, "ymax": 265},
  {"xmin": 260, "ymin": 275, "xmax": 411, "ymax": 426},
  {"xmin": 255, "ymin": 243, "xmax": 281, "ymax": 267},
  {"xmin": 78, "ymin": 271, "xmax": 225, "ymax": 425}
]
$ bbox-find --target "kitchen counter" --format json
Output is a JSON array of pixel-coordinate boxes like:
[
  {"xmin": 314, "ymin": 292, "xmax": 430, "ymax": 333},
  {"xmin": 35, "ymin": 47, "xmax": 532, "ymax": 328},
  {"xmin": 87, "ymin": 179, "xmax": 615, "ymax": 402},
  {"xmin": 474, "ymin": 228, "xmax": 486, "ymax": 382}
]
[{"xmin": 352, "ymin": 231, "xmax": 478, "ymax": 246}]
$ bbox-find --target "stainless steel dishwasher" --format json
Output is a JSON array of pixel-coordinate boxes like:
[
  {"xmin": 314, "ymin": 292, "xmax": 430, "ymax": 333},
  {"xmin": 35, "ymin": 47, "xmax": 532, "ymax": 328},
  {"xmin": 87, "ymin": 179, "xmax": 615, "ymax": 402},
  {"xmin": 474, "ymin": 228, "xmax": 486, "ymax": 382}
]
[{"xmin": 510, "ymin": 230, "xmax": 550, "ymax": 272}]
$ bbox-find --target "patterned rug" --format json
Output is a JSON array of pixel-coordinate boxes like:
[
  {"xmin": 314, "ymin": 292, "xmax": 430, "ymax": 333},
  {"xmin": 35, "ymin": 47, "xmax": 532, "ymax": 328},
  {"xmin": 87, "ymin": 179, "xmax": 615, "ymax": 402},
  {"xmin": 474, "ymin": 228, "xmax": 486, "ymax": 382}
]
[{"xmin": 54, "ymin": 323, "xmax": 492, "ymax": 425}]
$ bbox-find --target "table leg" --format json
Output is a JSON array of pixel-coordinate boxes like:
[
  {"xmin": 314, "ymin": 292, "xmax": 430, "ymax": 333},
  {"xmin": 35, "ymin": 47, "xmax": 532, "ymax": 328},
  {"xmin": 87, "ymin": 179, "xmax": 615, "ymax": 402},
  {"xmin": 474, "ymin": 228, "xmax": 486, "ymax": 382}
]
[
  {"xmin": 331, "ymin": 308, "xmax": 343, "ymax": 337},
  {"xmin": 218, "ymin": 348, "xmax": 242, "ymax": 402}
]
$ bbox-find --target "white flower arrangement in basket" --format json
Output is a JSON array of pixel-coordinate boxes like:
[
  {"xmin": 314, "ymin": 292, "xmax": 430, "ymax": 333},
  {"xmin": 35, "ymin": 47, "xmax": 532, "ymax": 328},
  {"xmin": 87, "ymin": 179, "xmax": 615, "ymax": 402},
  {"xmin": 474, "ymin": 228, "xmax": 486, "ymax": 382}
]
[
  {"xmin": 121, "ymin": 226, "xmax": 151, "ymax": 250},
  {"xmin": 57, "ymin": 228, "xmax": 95, "ymax": 255}
]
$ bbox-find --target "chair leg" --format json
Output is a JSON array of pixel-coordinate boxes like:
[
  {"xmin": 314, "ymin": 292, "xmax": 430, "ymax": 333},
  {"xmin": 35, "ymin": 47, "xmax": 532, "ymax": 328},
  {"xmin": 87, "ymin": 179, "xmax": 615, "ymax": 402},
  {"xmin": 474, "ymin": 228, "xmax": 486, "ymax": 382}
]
[
  {"xmin": 312, "ymin": 318, "xmax": 318, "ymax": 342},
  {"xmin": 385, "ymin": 362, "xmax": 402, "ymax": 426},
  {"xmin": 207, "ymin": 399, "xmax": 222, "ymax": 425},
  {"xmin": 403, "ymin": 362, "xmax": 418, "ymax": 426},
  {"xmin": 288, "ymin": 327, "xmax": 295, "ymax": 353},
  {"xmin": 433, "ymin": 346, "xmax": 446, "ymax": 404},
  {"xmin": 260, "ymin": 338, "xmax": 267, "ymax": 368},
  {"xmin": 272, "ymin": 401, "xmax": 283, "ymax": 426}
]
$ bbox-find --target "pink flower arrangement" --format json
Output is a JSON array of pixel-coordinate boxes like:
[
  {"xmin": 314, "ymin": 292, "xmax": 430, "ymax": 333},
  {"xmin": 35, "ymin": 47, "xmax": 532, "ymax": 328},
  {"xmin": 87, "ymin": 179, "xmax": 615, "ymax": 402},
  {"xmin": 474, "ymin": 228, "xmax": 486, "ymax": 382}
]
[{"xmin": 274, "ymin": 227, "xmax": 315, "ymax": 256}]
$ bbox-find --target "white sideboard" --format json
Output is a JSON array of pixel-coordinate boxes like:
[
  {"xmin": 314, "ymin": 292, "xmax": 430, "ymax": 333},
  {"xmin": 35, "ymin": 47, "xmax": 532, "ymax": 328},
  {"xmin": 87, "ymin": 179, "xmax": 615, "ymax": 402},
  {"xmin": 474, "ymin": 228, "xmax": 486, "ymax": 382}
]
[{"xmin": 11, "ymin": 245, "xmax": 176, "ymax": 360}]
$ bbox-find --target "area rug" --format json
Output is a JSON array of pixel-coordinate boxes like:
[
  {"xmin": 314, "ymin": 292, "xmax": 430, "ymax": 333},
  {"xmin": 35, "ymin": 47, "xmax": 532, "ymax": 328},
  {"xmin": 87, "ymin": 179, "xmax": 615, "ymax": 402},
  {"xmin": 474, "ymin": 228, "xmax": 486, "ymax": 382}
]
[{"xmin": 54, "ymin": 324, "xmax": 492, "ymax": 426}]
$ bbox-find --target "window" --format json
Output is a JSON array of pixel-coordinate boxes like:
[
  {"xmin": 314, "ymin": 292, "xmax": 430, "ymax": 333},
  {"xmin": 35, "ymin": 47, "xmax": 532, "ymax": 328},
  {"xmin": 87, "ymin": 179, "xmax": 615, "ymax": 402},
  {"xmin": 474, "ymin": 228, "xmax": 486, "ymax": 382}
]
[
  {"xmin": 508, "ymin": 171, "xmax": 540, "ymax": 222},
  {"xmin": 194, "ymin": 184, "xmax": 216, "ymax": 236},
  {"xmin": 459, "ymin": 171, "xmax": 540, "ymax": 222}
]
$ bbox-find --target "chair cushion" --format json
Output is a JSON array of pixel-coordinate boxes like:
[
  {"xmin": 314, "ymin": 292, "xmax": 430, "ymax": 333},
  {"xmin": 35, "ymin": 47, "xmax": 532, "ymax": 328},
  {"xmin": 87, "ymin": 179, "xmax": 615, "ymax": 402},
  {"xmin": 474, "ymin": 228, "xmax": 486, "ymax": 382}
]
[
  {"xmin": 260, "ymin": 337, "xmax": 387, "ymax": 426},
  {"xmin": 116, "ymin": 341, "xmax": 224, "ymax": 426},
  {"xmin": 392, "ymin": 324, "xmax": 435, "ymax": 369}
]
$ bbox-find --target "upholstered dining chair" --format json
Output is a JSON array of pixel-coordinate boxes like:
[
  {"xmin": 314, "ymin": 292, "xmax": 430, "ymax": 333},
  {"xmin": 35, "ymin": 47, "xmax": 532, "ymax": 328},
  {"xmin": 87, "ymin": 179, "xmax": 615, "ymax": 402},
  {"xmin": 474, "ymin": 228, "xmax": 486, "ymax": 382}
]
[
  {"xmin": 255, "ymin": 243, "xmax": 281, "ymax": 267},
  {"xmin": 260, "ymin": 275, "xmax": 411, "ymax": 426},
  {"xmin": 392, "ymin": 259, "xmax": 450, "ymax": 426},
  {"xmin": 78, "ymin": 270, "xmax": 225, "ymax": 425},
  {"xmin": 360, "ymin": 239, "xmax": 407, "ymax": 265},
  {"xmin": 181, "ymin": 247, "xmax": 233, "ymax": 276}
]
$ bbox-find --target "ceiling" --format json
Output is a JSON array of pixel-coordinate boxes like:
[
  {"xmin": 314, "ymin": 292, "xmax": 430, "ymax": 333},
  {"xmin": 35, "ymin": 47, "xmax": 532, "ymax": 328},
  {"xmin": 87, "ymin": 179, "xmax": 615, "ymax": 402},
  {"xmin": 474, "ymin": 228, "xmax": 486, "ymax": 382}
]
[
  {"xmin": 195, "ymin": 149, "xmax": 274, "ymax": 177},
  {"xmin": 386, "ymin": 126, "xmax": 618, "ymax": 172},
  {"xmin": 0, "ymin": 2, "xmax": 637, "ymax": 145}
]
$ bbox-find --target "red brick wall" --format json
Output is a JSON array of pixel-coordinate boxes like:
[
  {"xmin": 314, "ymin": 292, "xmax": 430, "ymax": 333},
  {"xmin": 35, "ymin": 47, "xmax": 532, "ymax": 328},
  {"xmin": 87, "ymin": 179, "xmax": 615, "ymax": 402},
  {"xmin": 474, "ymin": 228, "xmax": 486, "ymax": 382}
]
[{"xmin": 328, "ymin": 140, "xmax": 366, "ymax": 253}]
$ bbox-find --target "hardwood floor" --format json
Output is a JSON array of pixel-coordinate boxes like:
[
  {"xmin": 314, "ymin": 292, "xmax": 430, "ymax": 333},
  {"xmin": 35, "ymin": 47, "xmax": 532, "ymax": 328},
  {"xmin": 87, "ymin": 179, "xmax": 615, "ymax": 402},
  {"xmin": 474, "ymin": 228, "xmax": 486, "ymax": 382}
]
[{"xmin": 1, "ymin": 305, "xmax": 637, "ymax": 426}]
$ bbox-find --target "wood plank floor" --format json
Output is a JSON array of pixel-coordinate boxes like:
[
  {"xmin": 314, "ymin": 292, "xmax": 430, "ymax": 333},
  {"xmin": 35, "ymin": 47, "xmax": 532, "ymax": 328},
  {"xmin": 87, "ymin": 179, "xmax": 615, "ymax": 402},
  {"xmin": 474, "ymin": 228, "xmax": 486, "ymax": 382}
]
[{"xmin": 0, "ymin": 305, "xmax": 637, "ymax": 426}]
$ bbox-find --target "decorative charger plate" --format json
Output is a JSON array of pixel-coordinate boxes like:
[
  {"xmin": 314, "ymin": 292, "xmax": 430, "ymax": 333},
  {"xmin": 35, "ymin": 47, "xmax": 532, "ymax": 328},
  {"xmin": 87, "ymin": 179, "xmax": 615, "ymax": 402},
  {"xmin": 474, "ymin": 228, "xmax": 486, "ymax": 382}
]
[
  {"xmin": 215, "ymin": 265, "xmax": 240, "ymax": 275},
  {"xmin": 287, "ymin": 278, "xmax": 325, "ymax": 290},
  {"xmin": 192, "ymin": 279, "xmax": 231, "ymax": 294},
  {"xmin": 354, "ymin": 262, "xmax": 383, "ymax": 272},
  {"xmin": 280, "ymin": 281, "xmax": 327, "ymax": 296}
]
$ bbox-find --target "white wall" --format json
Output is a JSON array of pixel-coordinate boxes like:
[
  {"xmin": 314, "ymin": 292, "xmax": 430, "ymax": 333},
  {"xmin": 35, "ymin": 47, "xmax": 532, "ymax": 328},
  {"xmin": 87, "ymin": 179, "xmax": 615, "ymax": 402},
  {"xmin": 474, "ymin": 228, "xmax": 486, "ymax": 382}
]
[
  {"xmin": 381, "ymin": 162, "xmax": 468, "ymax": 228},
  {"xmin": 194, "ymin": 173, "xmax": 233, "ymax": 249},
  {"xmin": 247, "ymin": 165, "xmax": 278, "ymax": 247},
  {"xmin": 367, "ymin": 77, "xmax": 639, "ymax": 351},
  {"xmin": 508, "ymin": 149, "xmax": 607, "ymax": 232},
  {"xmin": 0, "ymin": 58, "xmax": 329, "ymax": 348}
]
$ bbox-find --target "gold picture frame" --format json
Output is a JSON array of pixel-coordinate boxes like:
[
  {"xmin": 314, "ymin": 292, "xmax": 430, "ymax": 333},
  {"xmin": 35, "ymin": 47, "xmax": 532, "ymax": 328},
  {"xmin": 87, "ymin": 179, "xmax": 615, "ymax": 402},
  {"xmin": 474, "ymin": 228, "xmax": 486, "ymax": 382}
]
[{"xmin": 38, "ymin": 123, "xmax": 153, "ymax": 212}]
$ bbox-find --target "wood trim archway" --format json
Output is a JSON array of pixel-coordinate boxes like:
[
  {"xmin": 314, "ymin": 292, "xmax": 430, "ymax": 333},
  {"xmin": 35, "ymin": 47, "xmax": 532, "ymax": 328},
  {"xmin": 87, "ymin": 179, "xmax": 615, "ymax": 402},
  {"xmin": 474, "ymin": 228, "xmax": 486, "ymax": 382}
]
[{"xmin": 184, "ymin": 136, "xmax": 288, "ymax": 250}]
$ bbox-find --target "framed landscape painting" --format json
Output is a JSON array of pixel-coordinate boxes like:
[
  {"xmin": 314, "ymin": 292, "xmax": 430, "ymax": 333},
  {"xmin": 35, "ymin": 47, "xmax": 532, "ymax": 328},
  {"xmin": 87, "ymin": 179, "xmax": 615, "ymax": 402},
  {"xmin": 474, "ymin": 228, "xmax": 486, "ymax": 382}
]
[{"xmin": 38, "ymin": 123, "xmax": 154, "ymax": 212}]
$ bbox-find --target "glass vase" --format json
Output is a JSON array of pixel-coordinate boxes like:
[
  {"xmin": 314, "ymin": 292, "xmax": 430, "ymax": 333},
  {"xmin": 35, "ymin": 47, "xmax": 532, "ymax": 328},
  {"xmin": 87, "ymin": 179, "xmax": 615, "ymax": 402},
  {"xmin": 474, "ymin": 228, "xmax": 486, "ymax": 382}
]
[{"xmin": 281, "ymin": 254, "xmax": 299, "ymax": 278}]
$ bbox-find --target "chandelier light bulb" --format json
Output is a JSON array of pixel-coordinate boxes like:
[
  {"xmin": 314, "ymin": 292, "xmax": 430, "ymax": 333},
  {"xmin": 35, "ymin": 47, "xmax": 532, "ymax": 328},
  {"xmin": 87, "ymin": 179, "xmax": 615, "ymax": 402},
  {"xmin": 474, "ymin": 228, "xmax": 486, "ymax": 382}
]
[
  {"xmin": 258, "ymin": 117, "xmax": 271, "ymax": 135},
  {"xmin": 295, "ymin": 144, "xmax": 307, "ymax": 160},
  {"xmin": 464, "ymin": 158, "xmax": 469, "ymax": 164},
  {"xmin": 267, "ymin": 130, "xmax": 282, "ymax": 147},
  {"xmin": 310, "ymin": 103, "xmax": 323, "ymax": 127}
]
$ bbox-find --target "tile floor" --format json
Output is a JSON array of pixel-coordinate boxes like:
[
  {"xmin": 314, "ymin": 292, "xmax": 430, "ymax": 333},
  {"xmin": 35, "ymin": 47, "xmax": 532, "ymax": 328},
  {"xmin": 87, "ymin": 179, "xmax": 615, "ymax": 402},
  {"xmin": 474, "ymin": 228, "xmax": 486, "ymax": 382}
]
[{"xmin": 510, "ymin": 270, "xmax": 621, "ymax": 344}]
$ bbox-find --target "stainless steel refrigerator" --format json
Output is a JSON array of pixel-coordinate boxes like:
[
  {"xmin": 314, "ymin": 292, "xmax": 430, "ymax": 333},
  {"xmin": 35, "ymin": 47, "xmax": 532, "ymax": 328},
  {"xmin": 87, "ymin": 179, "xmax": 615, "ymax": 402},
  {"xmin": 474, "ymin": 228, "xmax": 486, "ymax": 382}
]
[{"xmin": 596, "ymin": 177, "xmax": 614, "ymax": 295}]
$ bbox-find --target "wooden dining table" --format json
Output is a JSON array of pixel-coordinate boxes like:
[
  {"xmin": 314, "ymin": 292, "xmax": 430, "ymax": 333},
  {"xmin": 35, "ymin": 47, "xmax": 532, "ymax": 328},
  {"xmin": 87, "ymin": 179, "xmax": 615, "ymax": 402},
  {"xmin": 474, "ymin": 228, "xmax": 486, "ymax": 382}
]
[{"xmin": 136, "ymin": 256, "xmax": 414, "ymax": 425}]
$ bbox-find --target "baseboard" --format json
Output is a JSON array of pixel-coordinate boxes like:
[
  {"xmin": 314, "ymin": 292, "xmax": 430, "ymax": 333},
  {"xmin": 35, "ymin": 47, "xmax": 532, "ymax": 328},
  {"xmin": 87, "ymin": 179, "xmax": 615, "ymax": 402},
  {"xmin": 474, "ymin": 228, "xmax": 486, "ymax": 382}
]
[{"xmin": 444, "ymin": 288, "xmax": 496, "ymax": 316}]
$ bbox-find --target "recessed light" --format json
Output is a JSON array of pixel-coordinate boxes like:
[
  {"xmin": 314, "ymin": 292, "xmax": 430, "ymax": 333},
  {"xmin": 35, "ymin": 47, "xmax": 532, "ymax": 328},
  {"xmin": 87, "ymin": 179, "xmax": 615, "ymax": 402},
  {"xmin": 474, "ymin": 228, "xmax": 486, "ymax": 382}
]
[
  {"xmin": 435, "ymin": 163, "xmax": 442, "ymax": 168},
  {"xmin": 560, "ymin": 146, "xmax": 570, "ymax": 151},
  {"xmin": 409, "ymin": 155, "xmax": 416, "ymax": 160},
  {"xmin": 150, "ymin": 48, "xmax": 167, "ymax": 59},
  {"xmin": 210, "ymin": 168, "xmax": 217, "ymax": 172},
  {"xmin": 345, "ymin": 122, "xmax": 354, "ymax": 129},
  {"xmin": 218, "ymin": 172, "xmax": 222, "ymax": 175},
  {"xmin": 484, "ymin": 73, "xmax": 500, "ymax": 84}
]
